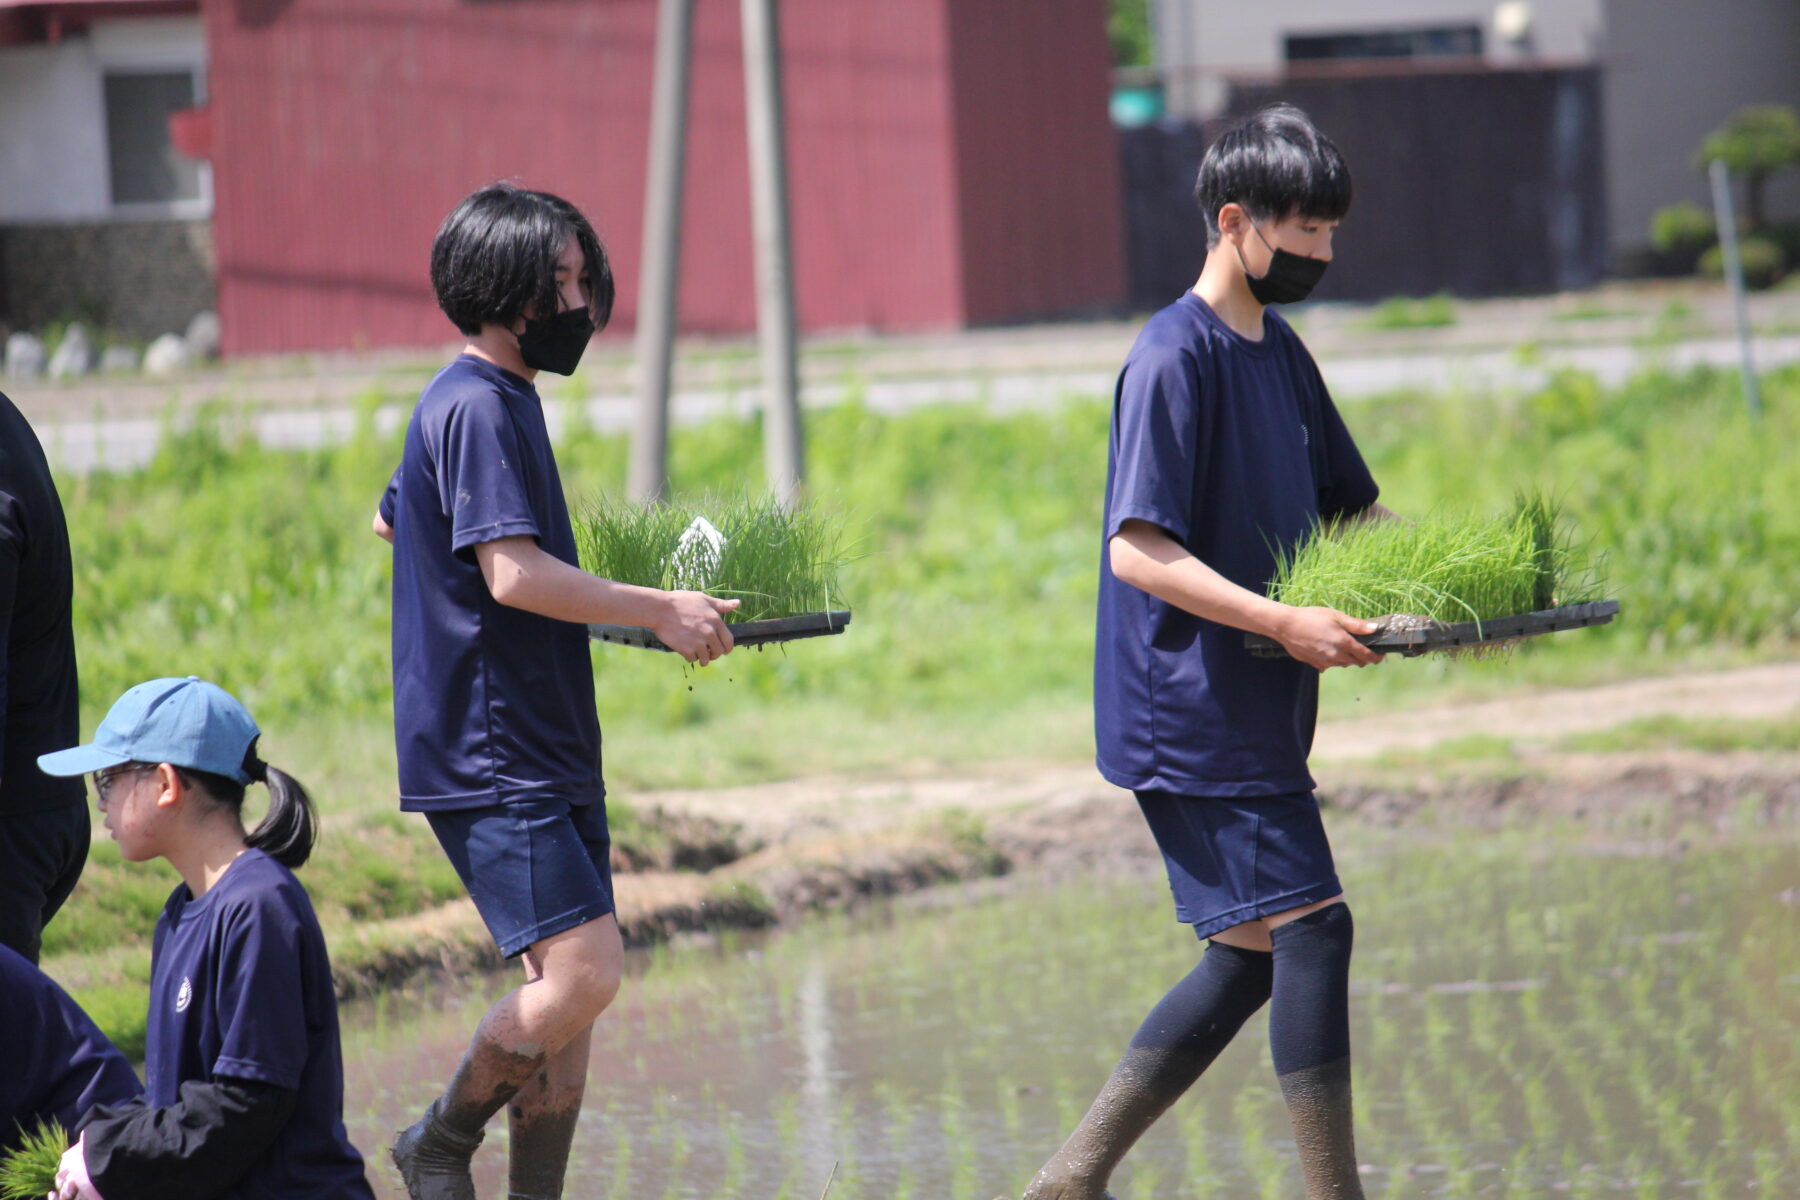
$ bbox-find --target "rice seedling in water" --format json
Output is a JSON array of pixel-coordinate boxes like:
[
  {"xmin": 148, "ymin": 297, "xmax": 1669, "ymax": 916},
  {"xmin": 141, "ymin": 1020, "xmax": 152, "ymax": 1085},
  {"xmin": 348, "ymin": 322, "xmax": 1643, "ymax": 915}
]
[
  {"xmin": 574, "ymin": 492, "xmax": 852, "ymax": 624},
  {"xmin": 0, "ymin": 1120, "xmax": 68, "ymax": 1200},
  {"xmin": 1269, "ymin": 491, "xmax": 1606, "ymax": 628}
]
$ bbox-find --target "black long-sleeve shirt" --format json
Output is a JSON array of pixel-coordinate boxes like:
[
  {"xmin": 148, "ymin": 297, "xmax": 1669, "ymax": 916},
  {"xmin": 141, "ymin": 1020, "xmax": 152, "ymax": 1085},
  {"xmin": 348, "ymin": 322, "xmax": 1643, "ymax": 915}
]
[
  {"xmin": 81, "ymin": 1078, "xmax": 297, "ymax": 1199},
  {"xmin": 0, "ymin": 392, "xmax": 81, "ymax": 815}
]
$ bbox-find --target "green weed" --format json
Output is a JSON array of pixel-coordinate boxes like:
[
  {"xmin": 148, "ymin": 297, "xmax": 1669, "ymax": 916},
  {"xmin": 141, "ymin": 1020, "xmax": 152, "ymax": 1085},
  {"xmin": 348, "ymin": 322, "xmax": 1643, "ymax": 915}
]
[
  {"xmin": 0, "ymin": 1120, "xmax": 67, "ymax": 1200},
  {"xmin": 1363, "ymin": 293, "xmax": 1458, "ymax": 330},
  {"xmin": 1559, "ymin": 712, "xmax": 1800, "ymax": 754}
]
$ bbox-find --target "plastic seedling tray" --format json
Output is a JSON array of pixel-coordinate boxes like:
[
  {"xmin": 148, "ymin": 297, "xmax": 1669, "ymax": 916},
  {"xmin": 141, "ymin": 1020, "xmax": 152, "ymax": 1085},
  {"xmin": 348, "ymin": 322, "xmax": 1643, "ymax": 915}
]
[
  {"xmin": 1245, "ymin": 600, "xmax": 1619, "ymax": 659},
  {"xmin": 590, "ymin": 609, "xmax": 852, "ymax": 653}
]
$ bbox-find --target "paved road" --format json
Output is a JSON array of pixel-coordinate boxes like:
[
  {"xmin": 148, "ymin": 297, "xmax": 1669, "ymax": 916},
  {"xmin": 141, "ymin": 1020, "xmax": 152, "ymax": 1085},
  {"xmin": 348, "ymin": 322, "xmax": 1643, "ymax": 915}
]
[{"xmin": 28, "ymin": 328, "xmax": 1798, "ymax": 476}]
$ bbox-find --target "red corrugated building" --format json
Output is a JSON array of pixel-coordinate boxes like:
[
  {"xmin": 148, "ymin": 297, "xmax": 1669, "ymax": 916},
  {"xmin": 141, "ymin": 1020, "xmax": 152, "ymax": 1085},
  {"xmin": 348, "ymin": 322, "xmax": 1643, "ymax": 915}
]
[{"xmin": 202, "ymin": 0, "xmax": 1125, "ymax": 356}]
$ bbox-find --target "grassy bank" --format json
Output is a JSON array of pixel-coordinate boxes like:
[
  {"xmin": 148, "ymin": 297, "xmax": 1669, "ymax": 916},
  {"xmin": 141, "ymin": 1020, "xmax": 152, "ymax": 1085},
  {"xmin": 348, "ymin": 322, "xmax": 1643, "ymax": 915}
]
[{"xmin": 44, "ymin": 362, "xmax": 1800, "ymax": 1046}]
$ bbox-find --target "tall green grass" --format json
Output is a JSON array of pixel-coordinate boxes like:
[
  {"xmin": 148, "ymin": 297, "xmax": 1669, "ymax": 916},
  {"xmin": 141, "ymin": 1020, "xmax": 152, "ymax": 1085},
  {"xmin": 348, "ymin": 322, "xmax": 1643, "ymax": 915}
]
[
  {"xmin": 0, "ymin": 1121, "xmax": 67, "ymax": 1200},
  {"xmin": 57, "ymin": 364, "xmax": 1800, "ymax": 756},
  {"xmin": 573, "ymin": 493, "xmax": 851, "ymax": 623},
  {"xmin": 1270, "ymin": 492, "xmax": 1605, "ymax": 623}
]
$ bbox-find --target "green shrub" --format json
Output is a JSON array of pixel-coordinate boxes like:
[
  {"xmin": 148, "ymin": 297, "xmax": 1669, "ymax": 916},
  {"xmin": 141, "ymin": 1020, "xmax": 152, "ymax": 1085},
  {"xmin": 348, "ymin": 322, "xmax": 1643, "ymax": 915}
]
[
  {"xmin": 1649, "ymin": 202, "xmax": 1715, "ymax": 266},
  {"xmin": 1699, "ymin": 236, "xmax": 1786, "ymax": 289}
]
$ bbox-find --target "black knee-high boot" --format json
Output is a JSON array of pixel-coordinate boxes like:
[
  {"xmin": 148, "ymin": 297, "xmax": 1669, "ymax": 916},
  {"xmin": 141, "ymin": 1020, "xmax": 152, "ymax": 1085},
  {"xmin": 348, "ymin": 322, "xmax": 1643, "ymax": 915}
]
[
  {"xmin": 1268, "ymin": 904, "xmax": 1363, "ymax": 1199},
  {"xmin": 1023, "ymin": 940, "xmax": 1274, "ymax": 1200}
]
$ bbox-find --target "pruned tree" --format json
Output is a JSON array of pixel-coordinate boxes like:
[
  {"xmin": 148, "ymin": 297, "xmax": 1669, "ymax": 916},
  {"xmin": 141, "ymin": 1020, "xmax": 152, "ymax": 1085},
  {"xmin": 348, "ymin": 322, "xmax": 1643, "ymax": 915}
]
[{"xmin": 1695, "ymin": 105, "xmax": 1800, "ymax": 231}]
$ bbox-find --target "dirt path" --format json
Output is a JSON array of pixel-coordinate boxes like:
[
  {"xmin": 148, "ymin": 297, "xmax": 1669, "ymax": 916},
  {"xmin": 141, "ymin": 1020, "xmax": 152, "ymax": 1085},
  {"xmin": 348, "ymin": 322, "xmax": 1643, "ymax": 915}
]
[
  {"xmin": 636, "ymin": 661, "xmax": 1800, "ymax": 841},
  {"xmin": 320, "ymin": 661, "xmax": 1799, "ymax": 998},
  {"xmin": 1310, "ymin": 660, "xmax": 1800, "ymax": 762}
]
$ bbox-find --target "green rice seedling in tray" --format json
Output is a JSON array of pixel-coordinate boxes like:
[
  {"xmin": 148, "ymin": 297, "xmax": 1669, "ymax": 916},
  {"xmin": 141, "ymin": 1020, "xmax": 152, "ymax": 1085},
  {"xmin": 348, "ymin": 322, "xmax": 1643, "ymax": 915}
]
[
  {"xmin": 575, "ymin": 492, "xmax": 854, "ymax": 652},
  {"xmin": 1247, "ymin": 492, "xmax": 1615, "ymax": 658},
  {"xmin": 0, "ymin": 1120, "xmax": 68, "ymax": 1200}
]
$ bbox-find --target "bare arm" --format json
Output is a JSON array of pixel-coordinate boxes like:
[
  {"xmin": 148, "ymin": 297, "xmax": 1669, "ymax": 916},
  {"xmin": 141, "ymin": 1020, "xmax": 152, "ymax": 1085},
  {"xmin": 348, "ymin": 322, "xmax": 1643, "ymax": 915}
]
[
  {"xmin": 372, "ymin": 511, "xmax": 395, "ymax": 544},
  {"xmin": 1109, "ymin": 519, "xmax": 1382, "ymax": 670},
  {"xmin": 473, "ymin": 535, "xmax": 738, "ymax": 664}
]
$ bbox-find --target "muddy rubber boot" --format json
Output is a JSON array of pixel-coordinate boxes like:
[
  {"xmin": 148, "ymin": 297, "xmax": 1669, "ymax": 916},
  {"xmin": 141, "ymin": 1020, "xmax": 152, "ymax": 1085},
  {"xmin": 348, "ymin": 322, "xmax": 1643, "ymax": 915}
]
[{"xmin": 391, "ymin": 1097, "xmax": 485, "ymax": 1200}]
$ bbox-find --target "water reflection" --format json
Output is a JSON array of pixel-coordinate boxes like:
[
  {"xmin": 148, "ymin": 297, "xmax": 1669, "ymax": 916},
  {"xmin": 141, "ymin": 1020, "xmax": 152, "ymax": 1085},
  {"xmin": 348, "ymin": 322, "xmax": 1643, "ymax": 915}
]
[{"xmin": 341, "ymin": 831, "xmax": 1800, "ymax": 1197}]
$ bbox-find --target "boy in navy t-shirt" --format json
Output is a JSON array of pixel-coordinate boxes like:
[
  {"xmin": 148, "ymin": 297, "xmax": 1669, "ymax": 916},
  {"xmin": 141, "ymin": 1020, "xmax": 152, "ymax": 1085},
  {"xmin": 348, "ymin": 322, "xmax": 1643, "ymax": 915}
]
[
  {"xmin": 375, "ymin": 184, "xmax": 739, "ymax": 1200},
  {"xmin": 1025, "ymin": 106, "xmax": 1395, "ymax": 1200}
]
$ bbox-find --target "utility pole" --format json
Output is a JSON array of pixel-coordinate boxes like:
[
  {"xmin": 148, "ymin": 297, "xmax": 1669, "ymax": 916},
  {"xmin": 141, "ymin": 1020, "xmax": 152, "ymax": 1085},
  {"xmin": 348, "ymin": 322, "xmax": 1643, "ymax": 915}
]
[
  {"xmin": 740, "ymin": 0, "xmax": 805, "ymax": 501},
  {"xmin": 1708, "ymin": 158, "xmax": 1762, "ymax": 420},
  {"xmin": 629, "ymin": 0, "xmax": 695, "ymax": 501}
]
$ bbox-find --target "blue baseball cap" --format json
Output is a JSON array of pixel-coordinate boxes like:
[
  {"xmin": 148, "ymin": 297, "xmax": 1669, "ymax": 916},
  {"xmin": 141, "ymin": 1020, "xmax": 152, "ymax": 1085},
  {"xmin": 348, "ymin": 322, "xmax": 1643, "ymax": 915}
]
[{"xmin": 38, "ymin": 676, "xmax": 260, "ymax": 785}]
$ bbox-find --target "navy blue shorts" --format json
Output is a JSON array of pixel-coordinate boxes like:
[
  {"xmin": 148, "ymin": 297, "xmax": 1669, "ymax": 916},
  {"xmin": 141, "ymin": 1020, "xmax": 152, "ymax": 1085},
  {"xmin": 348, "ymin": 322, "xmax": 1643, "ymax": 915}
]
[
  {"xmin": 1135, "ymin": 789, "xmax": 1342, "ymax": 941},
  {"xmin": 425, "ymin": 796, "xmax": 615, "ymax": 959}
]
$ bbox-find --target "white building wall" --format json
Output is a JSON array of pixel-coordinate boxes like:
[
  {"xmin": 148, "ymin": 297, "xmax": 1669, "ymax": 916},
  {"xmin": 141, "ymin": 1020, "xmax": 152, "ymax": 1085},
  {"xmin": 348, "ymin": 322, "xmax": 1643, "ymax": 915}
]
[
  {"xmin": 1600, "ymin": 0, "xmax": 1800, "ymax": 256},
  {"xmin": 0, "ymin": 16, "xmax": 206, "ymax": 223},
  {"xmin": 1154, "ymin": 0, "xmax": 1604, "ymax": 117}
]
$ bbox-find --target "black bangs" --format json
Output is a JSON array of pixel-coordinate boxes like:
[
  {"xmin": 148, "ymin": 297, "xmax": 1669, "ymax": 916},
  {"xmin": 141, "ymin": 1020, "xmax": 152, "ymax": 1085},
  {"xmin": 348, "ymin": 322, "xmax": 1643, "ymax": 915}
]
[
  {"xmin": 430, "ymin": 183, "xmax": 617, "ymax": 336},
  {"xmin": 1194, "ymin": 104, "xmax": 1353, "ymax": 247}
]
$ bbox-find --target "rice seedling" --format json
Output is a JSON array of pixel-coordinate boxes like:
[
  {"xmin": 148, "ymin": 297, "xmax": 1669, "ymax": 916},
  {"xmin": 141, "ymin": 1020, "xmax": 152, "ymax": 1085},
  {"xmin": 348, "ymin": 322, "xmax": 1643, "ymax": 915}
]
[
  {"xmin": 574, "ymin": 492, "xmax": 852, "ymax": 624},
  {"xmin": 1269, "ymin": 491, "xmax": 1608, "ymax": 632},
  {"xmin": 0, "ymin": 1120, "xmax": 68, "ymax": 1200}
]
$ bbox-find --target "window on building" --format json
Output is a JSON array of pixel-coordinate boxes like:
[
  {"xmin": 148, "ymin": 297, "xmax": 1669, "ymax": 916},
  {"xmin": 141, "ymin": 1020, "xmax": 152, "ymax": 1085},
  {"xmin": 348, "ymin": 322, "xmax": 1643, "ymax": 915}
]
[
  {"xmin": 1286, "ymin": 25, "xmax": 1484, "ymax": 62},
  {"xmin": 104, "ymin": 70, "xmax": 204, "ymax": 208}
]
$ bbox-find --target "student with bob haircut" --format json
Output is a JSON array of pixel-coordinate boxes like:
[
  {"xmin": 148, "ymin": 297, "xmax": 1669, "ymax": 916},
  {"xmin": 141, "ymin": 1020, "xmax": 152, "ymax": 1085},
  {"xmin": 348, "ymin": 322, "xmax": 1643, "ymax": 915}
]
[
  {"xmin": 1023, "ymin": 104, "xmax": 1395, "ymax": 1200},
  {"xmin": 37, "ymin": 676, "xmax": 374, "ymax": 1200},
  {"xmin": 375, "ymin": 183, "xmax": 739, "ymax": 1200}
]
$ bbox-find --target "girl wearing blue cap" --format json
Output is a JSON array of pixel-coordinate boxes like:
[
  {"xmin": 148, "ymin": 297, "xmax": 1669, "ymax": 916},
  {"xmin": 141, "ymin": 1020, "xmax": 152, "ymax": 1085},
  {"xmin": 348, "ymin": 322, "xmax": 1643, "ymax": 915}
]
[{"xmin": 37, "ymin": 676, "xmax": 373, "ymax": 1200}]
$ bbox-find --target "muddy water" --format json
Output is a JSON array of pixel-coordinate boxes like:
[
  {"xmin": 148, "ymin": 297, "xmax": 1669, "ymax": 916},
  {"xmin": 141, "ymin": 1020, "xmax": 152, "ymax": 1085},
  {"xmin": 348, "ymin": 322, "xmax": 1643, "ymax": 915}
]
[{"xmin": 340, "ymin": 830, "xmax": 1800, "ymax": 1198}]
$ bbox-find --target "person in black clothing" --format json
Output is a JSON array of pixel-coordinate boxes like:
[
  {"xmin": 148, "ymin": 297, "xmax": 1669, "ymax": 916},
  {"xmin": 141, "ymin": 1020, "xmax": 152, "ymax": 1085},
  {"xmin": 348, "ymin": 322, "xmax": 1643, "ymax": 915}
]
[{"xmin": 0, "ymin": 390, "xmax": 85, "ymax": 963}]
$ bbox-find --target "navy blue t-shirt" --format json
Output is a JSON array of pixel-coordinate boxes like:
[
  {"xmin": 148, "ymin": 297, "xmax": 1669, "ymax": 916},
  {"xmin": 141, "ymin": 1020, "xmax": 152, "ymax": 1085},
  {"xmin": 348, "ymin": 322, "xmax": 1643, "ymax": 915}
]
[
  {"xmin": 382, "ymin": 355, "xmax": 603, "ymax": 811},
  {"xmin": 0, "ymin": 942, "xmax": 141, "ymax": 1146},
  {"xmin": 147, "ymin": 851, "xmax": 372, "ymax": 1200},
  {"xmin": 1095, "ymin": 293, "xmax": 1378, "ymax": 796}
]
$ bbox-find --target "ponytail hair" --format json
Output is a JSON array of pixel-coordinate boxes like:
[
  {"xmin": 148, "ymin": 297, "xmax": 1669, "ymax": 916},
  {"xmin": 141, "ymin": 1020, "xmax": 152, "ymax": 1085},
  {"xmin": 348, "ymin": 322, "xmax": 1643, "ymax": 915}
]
[{"xmin": 178, "ymin": 738, "xmax": 318, "ymax": 869}]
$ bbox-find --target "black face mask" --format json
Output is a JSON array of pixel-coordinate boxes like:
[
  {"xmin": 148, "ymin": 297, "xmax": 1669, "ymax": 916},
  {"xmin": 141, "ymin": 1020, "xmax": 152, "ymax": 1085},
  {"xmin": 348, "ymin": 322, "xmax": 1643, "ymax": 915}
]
[
  {"xmin": 517, "ymin": 306, "xmax": 595, "ymax": 375},
  {"xmin": 1235, "ymin": 222, "xmax": 1328, "ymax": 306}
]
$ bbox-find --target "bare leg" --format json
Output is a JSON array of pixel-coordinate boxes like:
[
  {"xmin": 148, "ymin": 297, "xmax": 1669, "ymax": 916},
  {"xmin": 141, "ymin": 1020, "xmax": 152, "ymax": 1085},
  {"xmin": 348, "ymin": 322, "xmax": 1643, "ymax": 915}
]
[
  {"xmin": 506, "ymin": 1022, "xmax": 593, "ymax": 1199},
  {"xmin": 393, "ymin": 917, "xmax": 622, "ymax": 1200}
]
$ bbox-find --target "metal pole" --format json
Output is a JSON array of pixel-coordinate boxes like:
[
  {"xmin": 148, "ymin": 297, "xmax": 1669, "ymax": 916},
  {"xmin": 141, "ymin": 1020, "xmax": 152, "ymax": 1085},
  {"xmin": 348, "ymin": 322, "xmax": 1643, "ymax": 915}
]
[
  {"xmin": 1708, "ymin": 158, "xmax": 1762, "ymax": 420},
  {"xmin": 740, "ymin": 0, "xmax": 805, "ymax": 500},
  {"xmin": 629, "ymin": 0, "xmax": 695, "ymax": 502}
]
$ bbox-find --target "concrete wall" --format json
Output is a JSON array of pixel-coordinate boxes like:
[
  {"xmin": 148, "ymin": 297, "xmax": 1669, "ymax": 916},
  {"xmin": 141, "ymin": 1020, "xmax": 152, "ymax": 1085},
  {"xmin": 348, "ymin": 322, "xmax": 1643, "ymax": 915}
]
[
  {"xmin": 1600, "ymin": 0, "xmax": 1800, "ymax": 262},
  {"xmin": 1152, "ymin": 0, "xmax": 1800, "ymax": 265},
  {"xmin": 1153, "ymin": 0, "xmax": 1603, "ymax": 116},
  {"xmin": 0, "ymin": 16, "xmax": 207, "ymax": 222},
  {"xmin": 0, "ymin": 219, "xmax": 215, "ymax": 340}
]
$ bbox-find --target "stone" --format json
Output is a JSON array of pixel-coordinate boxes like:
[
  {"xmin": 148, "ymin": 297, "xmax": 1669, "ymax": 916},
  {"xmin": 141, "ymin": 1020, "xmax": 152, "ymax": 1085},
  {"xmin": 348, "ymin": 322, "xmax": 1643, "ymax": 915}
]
[
  {"xmin": 47, "ymin": 323, "xmax": 95, "ymax": 379},
  {"xmin": 99, "ymin": 344, "xmax": 142, "ymax": 373},
  {"xmin": 5, "ymin": 331, "xmax": 46, "ymax": 380},
  {"xmin": 142, "ymin": 333, "xmax": 190, "ymax": 377},
  {"xmin": 184, "ymin": 310, "xmax": 221, "ymax": 361}
]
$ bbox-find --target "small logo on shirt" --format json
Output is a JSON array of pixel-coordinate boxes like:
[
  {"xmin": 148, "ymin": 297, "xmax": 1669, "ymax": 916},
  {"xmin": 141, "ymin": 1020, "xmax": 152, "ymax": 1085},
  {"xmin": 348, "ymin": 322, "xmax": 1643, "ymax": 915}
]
[
  {"xmin": 1301, "ymin": 422, "xmax": 1311, "ymax": 446},
  {"xmin": 176, "ymin": 976, "xmax": 193, "ymax": 1013}
]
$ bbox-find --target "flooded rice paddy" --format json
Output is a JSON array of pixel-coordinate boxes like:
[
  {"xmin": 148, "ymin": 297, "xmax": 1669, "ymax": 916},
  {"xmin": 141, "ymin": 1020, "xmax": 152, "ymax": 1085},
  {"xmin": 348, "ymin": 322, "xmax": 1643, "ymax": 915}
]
[{"xmin": 341, "ymin": 829, "xmax": 1800, "ymax": 1198}]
